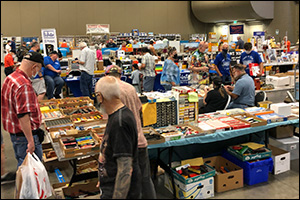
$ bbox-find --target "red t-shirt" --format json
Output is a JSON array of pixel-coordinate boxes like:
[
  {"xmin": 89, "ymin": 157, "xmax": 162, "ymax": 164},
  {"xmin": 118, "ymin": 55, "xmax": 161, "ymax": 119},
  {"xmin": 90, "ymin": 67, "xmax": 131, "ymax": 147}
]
[
  {"xmin": 284, "ymin": 40, "xmax": 291, "ymax": 53},
  {"xmin": 4, "ymin": 53, "xmax": 14, "ymax": 68}
]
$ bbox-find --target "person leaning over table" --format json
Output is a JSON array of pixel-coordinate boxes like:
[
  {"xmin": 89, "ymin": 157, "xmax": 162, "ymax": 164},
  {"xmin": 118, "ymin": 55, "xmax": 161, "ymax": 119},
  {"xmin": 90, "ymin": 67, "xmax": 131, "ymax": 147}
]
[
  {"xmin": 95, "ymin": 76, "xmax": 141, "ymax": 199},
  {"xmin": 1, "ymin": 52, "xmax": 45, "ymax": 168},
  {"xmin": 44, "ymin": 51, "xmax": 65, "ymax": 99},
  {"xmin": 104, "ymin": 65, "xmax": 157, "ymax": 199},
  {"xmin": 160, "ymin": 46, "xmax": 180, "ymax": 91},
  {"xmin": 199, "ymin": 76, "xmax": 228, "ymax": 114},
  {"xmin": 224, "ymin": 64, "xmax": 255, "ymax": 109}
]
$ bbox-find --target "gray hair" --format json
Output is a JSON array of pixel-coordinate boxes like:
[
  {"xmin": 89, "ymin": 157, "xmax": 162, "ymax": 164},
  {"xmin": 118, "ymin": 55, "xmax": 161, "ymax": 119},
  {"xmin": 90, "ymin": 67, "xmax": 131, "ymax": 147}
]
[
  {"xmin": 78, "ymin": 42, "xmax": 87, "ymax": 48},
  {"xmin": 95, "ymin": 76, "xmax": 120, "ymax": 101}
]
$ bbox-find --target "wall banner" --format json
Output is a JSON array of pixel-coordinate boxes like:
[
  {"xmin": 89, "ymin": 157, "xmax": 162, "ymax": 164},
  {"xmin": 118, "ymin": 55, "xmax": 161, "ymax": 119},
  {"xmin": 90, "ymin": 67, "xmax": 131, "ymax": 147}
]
[{"xmin": 86, "ymin": 24, "xmax": 110, "ymax": 34}]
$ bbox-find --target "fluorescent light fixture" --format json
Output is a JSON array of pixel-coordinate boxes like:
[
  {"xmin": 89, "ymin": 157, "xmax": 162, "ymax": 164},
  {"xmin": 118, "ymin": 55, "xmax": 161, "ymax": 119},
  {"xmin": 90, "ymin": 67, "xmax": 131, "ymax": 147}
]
[
  {"xmin": 233, "ymin": 20, "xmax": 237, "ymax": 24},
  {"xmin": 246, "ymin": 19, "xmax": 256, "ymax": 21}
]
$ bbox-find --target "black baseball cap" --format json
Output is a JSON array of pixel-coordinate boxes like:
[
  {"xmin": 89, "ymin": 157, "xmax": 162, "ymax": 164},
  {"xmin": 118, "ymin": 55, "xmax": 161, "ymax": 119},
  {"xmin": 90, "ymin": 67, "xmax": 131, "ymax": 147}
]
[
  {"xmin": 49, "ymin": 51, "xmax": 59, "ymax": 56},
  {"xmin": 23, "ymin": 52, "xmax": 45, "ymax": 67}
]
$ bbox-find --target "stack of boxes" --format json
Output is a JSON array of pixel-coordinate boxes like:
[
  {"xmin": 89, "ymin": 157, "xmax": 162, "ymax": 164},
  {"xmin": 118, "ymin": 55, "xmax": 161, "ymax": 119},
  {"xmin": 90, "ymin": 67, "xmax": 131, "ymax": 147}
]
[{"xmin": 155, "ymin": 101, "xmax": 177, "ymax": 128}]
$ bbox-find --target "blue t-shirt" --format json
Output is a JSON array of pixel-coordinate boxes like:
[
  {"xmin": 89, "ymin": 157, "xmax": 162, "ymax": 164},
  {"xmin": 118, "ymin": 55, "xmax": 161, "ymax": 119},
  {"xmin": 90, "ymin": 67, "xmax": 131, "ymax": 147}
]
[
  {"xmin": 232, "ymin": 74, "xmax": 255, "ymax": 106},
  {"xmin": 214, "ymin": 53, "xmax": 231, "ymax": 76},
  {"xmin": 240, "ymin": 51, "xmax": 262, "ymax": 75},
  {"xmin": 44, "ymin": 56, "xmax": 61, "ymax": 78},
  {"xmin": 160, "ymin": 59, "xmax": 180, "ymax": 85}
]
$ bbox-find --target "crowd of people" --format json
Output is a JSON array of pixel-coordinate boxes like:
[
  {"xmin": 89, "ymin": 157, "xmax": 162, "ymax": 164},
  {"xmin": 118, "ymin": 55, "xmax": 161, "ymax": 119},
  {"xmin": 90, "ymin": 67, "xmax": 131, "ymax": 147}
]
[{"xmin": 1, "ymin": 34, "xmax": 293, "ymax": 198}]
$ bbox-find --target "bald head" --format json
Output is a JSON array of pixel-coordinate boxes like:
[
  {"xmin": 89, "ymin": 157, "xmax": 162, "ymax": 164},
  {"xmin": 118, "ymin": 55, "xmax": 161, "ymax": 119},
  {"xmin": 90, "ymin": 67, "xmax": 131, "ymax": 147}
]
[
  {"xmin": 237, "ymin": 36, "xmax": 241, "ymax": 40},
  {"xmin": 222, "ymin": 42, "xmax": 229, "ymax": 50},
  {"xmin": 95, "ymin": 76, "xmax": 120, "ymax": 101},
  {"xmin": 198, "ymin": 41, "xmax": 206, "ymax": 53}
]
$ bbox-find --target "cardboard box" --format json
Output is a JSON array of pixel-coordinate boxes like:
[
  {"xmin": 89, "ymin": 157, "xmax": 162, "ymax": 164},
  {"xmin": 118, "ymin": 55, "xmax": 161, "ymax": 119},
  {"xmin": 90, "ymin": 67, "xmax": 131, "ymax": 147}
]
[
  {"xmin": 270, "ymin": 103, "xmax": 292, "ymax": 116},
  {"xmin": 227, "ymin": 145, "xmax": 272, "ymax": 161},
  {"xmin": 59, "ymin": 131, "xmax": 100, "ymax": 158},
  {"xmin": 256, "ymin": 113, "xmax": 287, "ymax": 124},
  {"xmin": 165, "ymin": 174, "xmax": 214, "ymax": 199},
  {"xmin": 266, "ymin": 75, "xmax": 290, "ymax": 88},
  {"xmin": 269, "ymin": 136, "xmax": 299, "ymax": 160},
  {"xmin": 142, "ymin": 127, "xmax": 165, "ymax": 145},
  {"xmin": 269, "ymin": 125, "xmax": 294, "ymax": 139},
  {"xmin": 96, "ymin": 60, "xmax": 104, "ymax": 71},
  {"xmin": 48, "ymin": 126, "xmax": 74, "ymax": 142},
  {"xmin": 267, "ymin": 144, "xmax": 290, "ymax": 175},
  {"xmin": 61, "ymin": 179, "xmax": 100, "ymax": 199},
  {"xmin": 203, "ymin": 156, "xmax": 243, "ymax": 193},
  {"xmin": 222, "ymin": 151, "xmax": 273, "ymax": 186}
]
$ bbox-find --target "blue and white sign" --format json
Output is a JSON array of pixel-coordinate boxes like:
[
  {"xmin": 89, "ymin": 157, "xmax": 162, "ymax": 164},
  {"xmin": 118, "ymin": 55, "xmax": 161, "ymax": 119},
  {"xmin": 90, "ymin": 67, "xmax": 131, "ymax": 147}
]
[
  {"xmin": 253, "ymin": 31, "xmax": 265, "ymax": 36},
  {"xmin": 41, "ymin": 28, "xmax": 58, "ymax": 57}
]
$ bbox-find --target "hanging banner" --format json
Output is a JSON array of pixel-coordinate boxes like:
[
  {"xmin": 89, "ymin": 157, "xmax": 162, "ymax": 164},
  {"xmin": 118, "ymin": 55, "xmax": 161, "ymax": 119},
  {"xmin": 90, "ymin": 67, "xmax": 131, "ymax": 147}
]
[
  {"xmin": 41, "ymin": 28, "xmax": 58, "ymax": 57},
  {"xmin": 229, "ymin": 25, "xmax": 244, "ymax": 34},
  {"xmin": 86, "ymin": 24, "xmax": 110, "ymax": 34}
]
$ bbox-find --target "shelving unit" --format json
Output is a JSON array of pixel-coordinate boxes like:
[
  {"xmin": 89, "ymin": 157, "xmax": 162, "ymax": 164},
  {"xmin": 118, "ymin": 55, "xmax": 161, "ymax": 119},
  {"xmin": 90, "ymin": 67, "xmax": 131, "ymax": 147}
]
[{"xmin": 155, "ymin": 33, "xmax": 181, "ymax": 41}]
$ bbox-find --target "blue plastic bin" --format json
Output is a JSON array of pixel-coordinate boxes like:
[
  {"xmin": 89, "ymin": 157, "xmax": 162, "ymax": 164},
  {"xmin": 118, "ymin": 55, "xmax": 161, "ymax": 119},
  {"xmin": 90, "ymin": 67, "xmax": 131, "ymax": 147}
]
[{"xmin": 222, "ymin": 151, "xmax": 273, "ymax": 186}]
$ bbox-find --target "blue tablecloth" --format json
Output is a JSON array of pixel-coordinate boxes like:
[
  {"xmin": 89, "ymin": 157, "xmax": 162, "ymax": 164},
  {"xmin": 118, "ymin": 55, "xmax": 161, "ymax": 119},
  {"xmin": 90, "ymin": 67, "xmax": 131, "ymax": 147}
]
[{"xmin": 148, "ymin": 119, "xmax": 299, "ymax": 149}]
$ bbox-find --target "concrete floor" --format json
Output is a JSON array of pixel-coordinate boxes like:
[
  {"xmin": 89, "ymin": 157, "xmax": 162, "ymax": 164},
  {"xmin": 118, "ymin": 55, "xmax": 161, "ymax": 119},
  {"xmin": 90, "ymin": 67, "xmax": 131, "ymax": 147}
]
[{"xmin": 1, "ymin": 65, "xmax": 299, "ymax": 199}]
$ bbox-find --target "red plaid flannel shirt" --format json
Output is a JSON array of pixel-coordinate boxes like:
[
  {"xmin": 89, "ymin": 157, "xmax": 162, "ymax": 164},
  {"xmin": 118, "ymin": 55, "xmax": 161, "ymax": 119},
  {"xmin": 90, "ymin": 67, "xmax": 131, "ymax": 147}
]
[{"xmin": 1, "ymin": 68, "xmax": 42, "ymax": 134}]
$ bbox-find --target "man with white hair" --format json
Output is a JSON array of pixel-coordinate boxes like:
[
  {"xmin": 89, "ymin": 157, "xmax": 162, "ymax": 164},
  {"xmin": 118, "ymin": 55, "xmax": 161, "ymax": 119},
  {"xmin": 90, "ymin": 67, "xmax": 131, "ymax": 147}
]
[
  {"xmin": 213, "ymin": 42, "xmax": 232, "ymax": 84},
  {"xmin": 95, "ymin": 76, "xmax": 141, "ymax": 199},
  {"xmin": 236, "ymin": 36, "xmax": 244, "ymax": 49},
  {"xmin": 75, "ymin": 42, "xmax": 96, "ymax": 98}
]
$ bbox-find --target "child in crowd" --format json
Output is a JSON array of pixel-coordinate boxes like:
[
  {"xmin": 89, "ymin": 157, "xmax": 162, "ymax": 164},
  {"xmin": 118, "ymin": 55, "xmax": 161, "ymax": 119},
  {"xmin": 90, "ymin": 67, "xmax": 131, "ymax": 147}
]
[{"xmin": 131, "ymin": 63, "xmax": 142, "ymax": 93}]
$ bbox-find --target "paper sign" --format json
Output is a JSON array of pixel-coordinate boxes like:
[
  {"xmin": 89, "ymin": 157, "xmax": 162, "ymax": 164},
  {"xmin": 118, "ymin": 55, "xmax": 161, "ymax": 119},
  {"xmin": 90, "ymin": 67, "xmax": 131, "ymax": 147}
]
[
  {"xmin": 142, "ymin": 103, "xmax": 157, "ymax": 127},
  {"xmin": 86, "ymin": 24, "xmax": 110, "ymax": 34},
  {"xmin": 181, "ymin": 157, "xmax": 204, "ymax": 166},
  {"xmin": 241, "ymin": 142, "xmax": 265, "ymax": 150},
  {"xmin": 41, "ymin": 28, "xmax": 58, "ymax": 57},
  {"xmin": 188, "ymin": 92, "xmax": 198, "ymax": 102}
]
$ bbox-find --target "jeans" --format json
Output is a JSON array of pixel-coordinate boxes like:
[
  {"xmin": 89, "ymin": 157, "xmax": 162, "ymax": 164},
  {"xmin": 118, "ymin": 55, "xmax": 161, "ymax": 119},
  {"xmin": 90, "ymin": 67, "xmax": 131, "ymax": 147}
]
[
  {"xmin": 138, "ymin": 147, "xmax": 157, "ymax": 199},
  {"xmin": 80, "ymin": 71, "xmax": 93, "ymax": 98},
  {"xmin": 221, "ymin": 75, "xmax": 232, "ymax": 85},
  {"xmin": 143, "ymin": 76, "xmax": 155, "ymax": 92},
  {"xmin": 44, "ymin": 75, "xmax": 64, "ymax": 99},
  {"xmin": 10, "ymin": 134, "xmax": 43, "ymax": 168},
  {"xmin": 162, "ymin": 84, "xmax": 172, "ymax": 91},
  {"xmin": 227, "ymin": 102, "xmax": 251, "ymax": 109}
]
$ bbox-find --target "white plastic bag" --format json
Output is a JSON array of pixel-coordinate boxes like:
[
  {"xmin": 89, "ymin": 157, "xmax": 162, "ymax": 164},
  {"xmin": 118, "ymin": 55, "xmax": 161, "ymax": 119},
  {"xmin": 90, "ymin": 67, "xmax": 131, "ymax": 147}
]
[{"xmin": 19, "ymin": 153, "xmax": 52, "ymax": 199}]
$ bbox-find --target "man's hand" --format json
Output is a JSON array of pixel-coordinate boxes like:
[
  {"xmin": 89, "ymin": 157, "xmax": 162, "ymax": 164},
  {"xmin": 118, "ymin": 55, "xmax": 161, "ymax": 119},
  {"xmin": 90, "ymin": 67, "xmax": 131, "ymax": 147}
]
[
  {"xmin": 56, "ymin": 70, "xmax": 61, "ymax": 74},
  {"xmin": 224, "ymin": 85, "xmax": 233, "ymax": 92},
  {"xmin": 27, "ymin": 141, "xmax": 35, "ymax": 154},
  {"xmin": 96, "ymin": 181, "xmax": 100, "ymax": 188},
  {"xmin": 201, "ymin": 66, "xmax": 209, "ymax": 72}
]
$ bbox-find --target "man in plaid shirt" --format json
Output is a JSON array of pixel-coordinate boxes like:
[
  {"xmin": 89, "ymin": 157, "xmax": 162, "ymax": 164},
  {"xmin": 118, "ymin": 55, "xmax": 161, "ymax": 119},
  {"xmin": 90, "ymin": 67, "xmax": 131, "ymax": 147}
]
[
  {"xmin": 139, "ymin": 47, "xmax": 156, "ymax": 92},
  {"xmin": 1, "ymin": 52, "xmax": 45, "ymax": 168}
]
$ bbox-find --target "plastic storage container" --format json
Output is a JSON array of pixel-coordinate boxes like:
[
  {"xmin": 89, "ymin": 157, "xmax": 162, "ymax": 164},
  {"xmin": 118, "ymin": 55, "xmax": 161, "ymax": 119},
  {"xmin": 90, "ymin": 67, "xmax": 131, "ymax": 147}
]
[
  {"xmin": 222, "ymin": 151, "xmax": 273, "ymax": 186},
  {"xmin": 269, "ymin": 136, "xmax": 299, "ymax": 160}
]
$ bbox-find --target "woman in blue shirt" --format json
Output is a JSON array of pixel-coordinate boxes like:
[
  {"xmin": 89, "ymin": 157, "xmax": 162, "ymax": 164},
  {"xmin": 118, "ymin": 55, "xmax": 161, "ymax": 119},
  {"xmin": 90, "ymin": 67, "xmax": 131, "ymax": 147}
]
[{"xmin": 160, "ymin": 46, "xmax": 180, "ymax": 91}]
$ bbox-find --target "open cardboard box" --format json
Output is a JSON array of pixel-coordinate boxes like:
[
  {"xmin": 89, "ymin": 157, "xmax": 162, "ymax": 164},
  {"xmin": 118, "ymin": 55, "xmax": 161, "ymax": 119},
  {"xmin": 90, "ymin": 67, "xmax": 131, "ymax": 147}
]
[
  {"xmin": 142, "ymin": 127, "xmax": 165, "ymax": 145},
  {"xmin": 177, "ymin": 123, "xmax": 205, "ymax": 138},
  {"xmin": 203, "ymin": 156, "xmax": 244, "ymax": 193},
  {"xmin": 231, "ymin": 113, "xmax": 268, "ymax": 127},
  {"xmin": 48, "ymin": 126, "xmax": 74, "ymax": 142},
  {"xmin": 59, "ymin": 131, "xmax": 100, "ymax": 158},
  {"xmin": 71, "ymin": 111, "xmax": 103, "ymax": 124}
]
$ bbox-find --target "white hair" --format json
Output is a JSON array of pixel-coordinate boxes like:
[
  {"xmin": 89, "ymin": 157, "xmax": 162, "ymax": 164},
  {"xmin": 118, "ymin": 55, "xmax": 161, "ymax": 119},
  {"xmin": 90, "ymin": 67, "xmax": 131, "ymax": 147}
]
[
  {"xmin": 95, "ymin": 76, "xmax": 120, "ymax": 101},
  {"xmin": 78, "ymin": 42, "xmax": 87, "ymax": 48}
]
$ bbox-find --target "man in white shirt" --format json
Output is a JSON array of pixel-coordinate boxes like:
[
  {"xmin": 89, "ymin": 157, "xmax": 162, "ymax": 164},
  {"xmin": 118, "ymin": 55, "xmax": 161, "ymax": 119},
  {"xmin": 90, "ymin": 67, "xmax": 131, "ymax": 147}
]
[
  {"xmin": 5, "ymin": 40, "xmax": 12, "ymax": 55},
  {"xmin": 75, "ymin": 42, "xmax": 96, "ymax": 98}
]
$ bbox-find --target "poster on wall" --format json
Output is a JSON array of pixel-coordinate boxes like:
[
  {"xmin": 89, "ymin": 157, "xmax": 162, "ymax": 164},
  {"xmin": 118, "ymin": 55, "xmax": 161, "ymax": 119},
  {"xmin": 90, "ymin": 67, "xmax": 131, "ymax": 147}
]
[
  {"xmin": 86, "ymin": 24, "xmax": 110, "ymax": 34},
  {"xmin": 41, "ymin": 28, "xmax": 58, "ymax": 56},
  {"xmin": 229, "ymin": 25, "xmax": 244, "ymax": 34}
]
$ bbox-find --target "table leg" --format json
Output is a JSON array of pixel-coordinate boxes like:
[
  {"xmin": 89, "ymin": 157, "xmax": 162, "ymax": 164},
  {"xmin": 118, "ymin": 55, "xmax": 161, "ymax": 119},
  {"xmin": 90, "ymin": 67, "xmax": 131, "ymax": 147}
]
[
  {"xmin": 168, "ymin": 146, "xmax": 176, "ymax": 199},
  {"xmin": 153, "ymin": 148, "xmax": 161, "ymax": 180},
  {"xmin": 265, "ymin": 130, "xmax": 269, "ymax": 147},
  {"xmin": 68, "ymin": 159, "xmax": 78, "ymax": 187}
]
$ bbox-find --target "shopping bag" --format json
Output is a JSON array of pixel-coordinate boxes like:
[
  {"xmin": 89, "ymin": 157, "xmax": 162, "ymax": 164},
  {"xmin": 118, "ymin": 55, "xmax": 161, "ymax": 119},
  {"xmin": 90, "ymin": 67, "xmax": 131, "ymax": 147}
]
[{"xmin": 18, "ymin": 153, "xmax": 52, "ymax": 199}]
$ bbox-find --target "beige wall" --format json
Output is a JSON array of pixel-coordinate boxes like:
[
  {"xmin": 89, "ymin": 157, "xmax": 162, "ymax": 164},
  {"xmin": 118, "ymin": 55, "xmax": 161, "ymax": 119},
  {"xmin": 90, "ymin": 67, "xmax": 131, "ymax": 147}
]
[
  {"xmin": 1, "ymin": 1, "xmax": 298, "ymax": 43},
  {"xmin": 1, "ymin": 1, "xmax": 206, "ymax": 40},
  {"xmin": 205, "ymin": 1, "xmax": 299, "ymax": 44}
]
